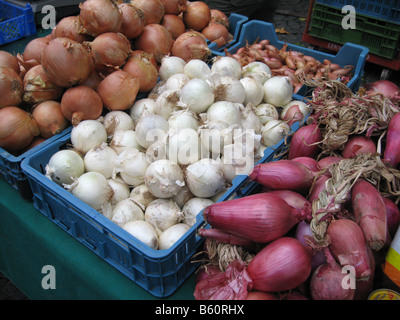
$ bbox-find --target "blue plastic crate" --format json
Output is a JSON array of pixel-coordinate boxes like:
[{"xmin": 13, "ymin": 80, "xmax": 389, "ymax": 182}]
[
  {"xmin": 0, "ymin": 127, "xmax": 71, "ymax": 200},
  {"xmin": 207, "ymin": 13, "xmax": 249, "ymax": 53},
  {"xmin": 20, "ymin": 114, "xmax": 303, "ymax": 297},
  {"xmin": 0, "ymin": 1, "xmax": 37, "ymax": 45},
  {"xmin": 218, "ymin": 20, "xmax": 369, "ymax": 99},
  {"xmin": 315, "ymin": 0, "xmax": 400, "ymax": 23}
]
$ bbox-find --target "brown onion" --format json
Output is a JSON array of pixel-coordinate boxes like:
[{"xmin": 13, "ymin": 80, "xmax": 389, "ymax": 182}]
[
  {"xmin": 22, "ymin": 65, "xmax": 63, "ymax": 104},
  {"xmin": 123, "ymin": 53, "xmax": 158, "ymax": 93},
  {"xmin": 210, "ymin": 9, "xmax": 229, "ymax": 28},
  {"xmin": 133, "ymin": 24, "xmax": 173, "ymax": 63},
  {"xmin": 161, "ymin": 14, "xmax": 185, "ymax": 39},
  {"xmin": 0, "ymin": 51, "xmax": 20, "ymax": 74},
  {"xmin": 79, "ymin": 0, "xmax": 122, "ymax": 37},
  {"xmin": 41, "ymin": 37, "xmax": 95, "ymax": 87},
  {"xmin": 130, "ymin": 50, "xmax": 158, "ymax": 69},
  {"xmin": 51, "ymin": 16, "xmax": 92, "ymax": 43},
  {"xmin": 61, "ymin": 85, "xmax": 103, "ymax": 126},
  {"xmin": 21, "ymin": 136, "xmax": 46, "ymax": 153},
  {"xmin": 89, "ymin": 32, "xmax": 132, "ymax": 68},
  {"xmin": 0, "ymin": 106, "xmax": 40, "ymax": 153},
  {"xmin": 183, "ymin": 1, "xmax": 211, "ymax": 31},
  {"xmin": 17, "ymin": 37, "xmax": 49, "ymax": 71},
  {"xmin": 80, "ymin": 70, "xmax": 103, "ymax": 90},
  {"xmin": 171, "ymin": 30, "xmax": 211, "ymax": 62},
  {"xmin": 32, "ymin": 101, "xmax": 69, "ymax": 138},
  {"xmin": 118, "ymin": 3, "xmax": 146, "ymax": 39},
  {"xmin": 160, "ymin": 0, "xmax": 187, "ymax": 15},
  {"xmin": 0, "ymin": 67, "xmax": 23, "ymax": 108},
  {"xmin": 201, "ymin": 22, "xmax": 229, "ymax": 47},
  {"xmin": 130, "ymin": 0, "xmax": 165, "ymax": 25},
  {"xmin": 97, "ymin": 70, "xmax": 140, "ymax": 111}
]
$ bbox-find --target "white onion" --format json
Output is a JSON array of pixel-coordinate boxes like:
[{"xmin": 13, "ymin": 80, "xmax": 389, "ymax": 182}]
[
  {"xmin": 221, "ymin": 143, "xmax": 255, "ymax": 183},
  {"xmin": 263, "ymin": 76, "xmax": 294, "ymax": 107},
  {"xmin": 260, "ymin": 119, "xmax": 290, "ymax": 147},
  {"xmin": 183, "ymin": 59, "xmax": 211, "ymax": 80},
  {"xmin": 241, "ymin": 61, "xmax": 272, "ymax": 84},
  {"xmin": 135, "ymin": 112, "xmax": 169, "ymax": 149},
  {"xmin": 168, "ymin": 109, "xmax": 199, "ymax": 131},
  {"xmin": 185, "ymin": 159, "xmax": 225, "ymax": 198},
  {"xmin": 129, "ymin": 183, "xmax": 157, "ymax": 208},
  {"xmin": 70, "ymin": 120, "xmax": 108, "ymax": 154},
  {"xmin": 206, "ymin": 101, "xmax": 242, "ymax": 126},
  {"xmin": 166, "ymin": 128, "xmax": 202, "ymax": 165},
  {"xmin": 240, "ymin": 104, "xmax": 263, "ymax": 134},
  {"xmin": 144, "ymin": 198, "xmax": 183, "ymax": 235},
  {"xmin": 107, "ymin": 178, "xmax": 130, "ymax": 206},
  {"xmin": 230, "ymin": 129, "xmax": 261, "ymax": 155},
  {"xmin": 199, "ymin": 121, "xmax": 238, "ymax": 155},
  {"xmin": 209, "ymin": 74, "xmax": 246, "ymax": 104},
  {"xmin": 281, "ymin": 100, "xmax": 311, "ymax": 122},
  {"xmin": 179, "ymin": 78, "xmax": 215, "ymax": 114},
  {"xmin": 110, "ymin": 130, "xmax": 142, "ymax": 154},
  {"xmin": 45, "ymin": 149, "xmax": 85, "ymax": 186},
  {"xmin": 254, "ymin": 144, "xmax": 268, "ymax": 162},
  {"xmin": 159, "ymin": 56, "xmax": 186, "ymax": 81},
  {"xmin": 129, "ymin": 98, "xmax": 156, "ymax": 125},
  {"xmin": 102, "ymin": 111, "xmax": 135, "ymax": 138},
  {"xmin": 123, "ymin": 220, "xmax": 159, "ymax": 250},
  {"xmin": 111, "ymin": 198, "xmax": 145, "ymax": 227},
  {"xmin": 211, "ymin": 56, "xmax": 241, "ymax": 79},
  {"xmin": 182, "ymin": 197, "xmax": 214, "ymax": 226},
  {"xmin": 144, "ymin": 159, "xmax": 185, "ymax": 198},
  {"xmin": 159, "ymin": 223, "xmax": 190, "ymax": 250},
  {"xmin": 113, "ymin": 148, "xmax": 149, "ymax": 187},
  {"xmin": 240, "ymin": 77, "xmax": 264, "ymax": 107},
  {"xmin": 154, "ymin": 89, "xmax": 181, "ymax": 119},
  {"xmin": 84, "ymin": 142, "xmax": 118, "ymax": 179},
  {"xmin": 146, "ymin": 140, "xmax": 168, "ymax": 163},
  {"xmin": 255, "ymin": 103, "xmax": 279, "ymax": 125},
  {"xmin": 69, "ymin": 171, "xmax": 113, "ymax": 212},
  {"xmin": 165, "ymin": 73, "xmax": 190, "ymax": 91},
  {"xmin": 172, "ymin": 185, "xmax": 194, "ymax": 208}
]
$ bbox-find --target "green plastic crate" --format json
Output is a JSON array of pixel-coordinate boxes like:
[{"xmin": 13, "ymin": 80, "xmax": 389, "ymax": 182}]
[{"xmin": 309, "ymin": 3, "xmax": 400, "ymax": 59}]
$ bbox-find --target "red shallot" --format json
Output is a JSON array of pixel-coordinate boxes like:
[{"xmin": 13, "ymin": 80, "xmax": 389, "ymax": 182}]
[
  {"xmin": 342, "ymin": 135, "xmax": 376, "ymax": 159},
  {"xmin": 288, "ymin": 124, "xmax": 322, "ymax": 160},
  {"xmin": 383, "ymin": 112, "xmax": 400, "ymax": 168},
  {"xmin": 365, "ymin": 80, "xmax": 400, "ymax": 99},
  {"xmin": 383, "ymin": 198, "xmax": 400, "ymax": 238}
]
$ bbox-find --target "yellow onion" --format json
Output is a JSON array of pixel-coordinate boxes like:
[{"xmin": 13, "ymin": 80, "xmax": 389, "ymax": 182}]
[
  {"xmin": 0, "ymin": 67, "xmax": 23, "ymax": 108},
  {"xmin": 130, "ymin": 0, "xmax": 165, "ymax": 25},
  {"xmin": 123, "ymin": 52, "xmax": 158, "ymax": 93},
  {"xmin": 32, "ymin": 101, "xmax": 69, "ymax": 138},
  {"xmin": 51, "ymin": 16, "xmax": 92, "ymax": 43},
  {"xmin": 171, "ymin": 30, "xmax": 211, "ymax": 62},
  {"xmin": 118, "ymin": 3, "xmax": 146, "ymax": 39}
]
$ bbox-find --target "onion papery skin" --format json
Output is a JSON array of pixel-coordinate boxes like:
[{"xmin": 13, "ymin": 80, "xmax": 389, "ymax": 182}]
[
  {"xmin": 342, "ymin": 135, "xmax": 376, "ymax": 159},
  {"xmin": 308, "ymin": 174, "xmax": 329, "ymax": 204},
  {"xmin": 161, "ymin": 14, "xmax": 186, "ymax": 40},
  {"xmin": 61, "ymin": 85, "xmax": 103, "ymax": 126},
  {"xmin": 0, "ymin": 106, "xmax": 40, "ymax": 153},
  {"xmin": 202, "ymin": 23, "xmax": 229, "ymax": 48},
  {"xmin": 210, "ymin": 9, "xmax": 229, "ymax": 28},
  {"xmin": 351, "ymin": 179, "xmax": 387, "ymax": 251},
  {"xmin": 0, "ymin": 67, "xmax": 23, "ymax": 108},
  {"xmin": 203, "ymin": 193, "xmax": 304, "ymax": 243},
  {"xmin": 183, "ymin": 1, "xmax": 211, "ymax": 31},
  {"xmin": 0, "ymin": 51, "xmax": 20, "ymax": 74},
  {"xmin": 383, "ymin": 112, "xmax": 400, "ymax": 168},
  {"xmin": 249, "ymin": 159, "xmax": 315, "ymax": 194},
  {"xmin": 118, "ymin": 3, "xmax": 146, "ymax": 39},
  {"xmin": 122, "ymin": 53, "xmax": 158, "ymax": 93},
  {"xmin": 22, "ymin": 65, "xmax": 63, "ymax": 104},
  {"xmin": 78, "ymin": 0, "xmax": 122, "ymax": 37},
  {"xmin": 41, "ymin": 37, "xmax": 95, "ymax": 88},
  {"xmin": 97, "ymin": 70, "xmax": 140, "ymax": 111},
  {"xmin": 247, "ymin": 237, "xmax": 312, "ymax": 292},
  {"xmin": 17, "ymin": 37, "xmax": 49, "ymax": 71},
  {"xmin": 160, "ymin": 0, "xmax": 187, "ymax": 15},
  {"xmin": 288, "ymin": 124, "xmax": 322, "ymax": 160},
  {"xmin": 130, "ymin": 0, "xmax": 165, "ymax": 25},
  {"xmin": 172, "ymin": 30, "xmax": 211, "ymax": 62},
  {"xmin": 89, "ymin": 32, "xmax": 131, "ymax": 68},
  {"xmin": 327, "ymin": 218, "xmax": 373, "ymax": 279},
  {"xmin": 51, "ymin": 16, "xmax": 92, "ymax": 43},
  {"xmin": 32, "ymin": 101, "xmax": 69, "ymax": 138},
  {"xmin": 365, "ymin": 80, "xmax": 400, "ymax": 99},
  {"xmin": 133, "ymin": 24, "xmax": 174, "ymax": 63}
]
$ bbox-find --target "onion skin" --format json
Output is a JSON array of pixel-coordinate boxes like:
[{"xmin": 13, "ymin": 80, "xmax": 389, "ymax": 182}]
[
  {"xmin": 308, "ymin": 174, "xmax": 330, "ymax": 204},
  {"xmin": 383, "ymin": 198, "xmax": 400, "ymax": 238},
  {"xmin": 342, "ymin": 135, "xmax": 376, "ymax": 159},
  {"xmin": 172, "ymin": 30, "xmax": 211, "ymax": 62},
  {"xmin": 160, "ymin": 0, "xmax": 187, "ymax": 15},
  {"xmin": 202, "ymin": 23, "xmax": 229, "ymax": 47},
  {"xmin": 291, "ymin": 156, "xmax": 321, "ymax": 176},
  {"xmin": 41, "ymin": 37, "xmax": 95, "ymax": 88},
  {"xmin": 288, "ymin": 124, "xmax": 322, "ymax": 160},
  {"xmin": 249, "ymin": 159, "xmax": 315, "ymax": 194},
  {"xmin": 0, "ymin": 106, "xmax": 40, "ymax": 153},
  {"xmin": 122, "ymin": 53, "xmax": 158, "ymax": 93},
  {"xmin": 0, "ymin": 51, "xmax": 20, "ymax": 74},
  {"xmin": 247, "ymin": 237, "xmax": 312, "ymax": 292},
  {"xmin": 161, "ymin": 14, "xmax": 186, "ymax": 39},
  {"xmin": 22, "ymin": 65, "xmax": 63, "ymax": 104},
  {"xmin": 0, "ymin": 67, "xmax": 23, "ymax": 108},
  {"xmin": 365, "ymin": 80, "xmax": 400, "ymax": 99},
  {"xmin": 203, "ymin": 193, "xmax": 305, "ymax": 243},
  {"xmin": 32, "ymin": 101, "xmax": 69, "ymax": 138},
  {"xmin": 51, "ymin": 16, "xmax": 92, "ymax": 43},
  {"xmin": 267, "ymin": 190, "xmax": 312, "ymax": 222},
  {"xmin": 17, "ymin": 37, "xmax": 49, "ymax": 71},
  {"xmin": 183, "ymin": 1, "xmax": 211, "ymax": 31},
  {"xmin": 383, "ymin": 113, "xmax": 400, "ymax": 168},
  {"xmin": 133, "ymin": 24, "xmax": 174, "ymax": 63},
  {"xmin": 97, "ymin": 70, "xmax": 140, "ymax": 111},
  {"xmin": 351, "ymin": 179, "xmax": 387, "ymax": 251},
  {"xmin": 318, "ymin": 156, "xmax": 342, "ymax": 175},
  {"xmin": 327, "ymin": 218, "xmax": 373, "ymax": 279},
  {"xmin": 210, "ymin": 9, "xmax": 229, "ymax": 28},
  {"xmin": 130, "ymin": 0, "xmax": 165, "ymax": 25},
  {"xmin": 198, "ymin": 228, "xmax": 257, "ymax": 250},
  {"xmin": 61, "ymin": 85, "xmax": 103, "ymax": 126},
  {"xmin": 118, "ymin": 3, "xmax": 146, "ymax": 39}
]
